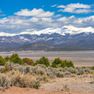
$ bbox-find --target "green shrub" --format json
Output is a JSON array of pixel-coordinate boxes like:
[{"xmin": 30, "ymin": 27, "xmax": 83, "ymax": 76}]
[
  {"xmin": 91, "ymin": 66, "xmax": 94, "ymax": 70},
  {"xmin": 61, "ymin": 60, "xmax": 74, "ymax": 68},
  {"xmin": 36, "ymin": 57, "xmax": 50, "ymax": 67},
  {"xmin": 52, "ymin": 58, "xmax": 62, "ymax": 68},
  {"xmin": 23, "ymin": 58, "xmax": 34, "ymax": 65},
  {"xmin": 0, "ymin": 56, "xmax": 6, "ymax": 65},
  {"xmin": 10, "ymin": 54, "xmax": 23, "ymax": 65},
  {"xmin": 52, "ymin": 58, "xmax": 74, "ymax": 68},
  {"xmin": 5, "ymin": 56, "xmax": 10, "ymax": 62}
]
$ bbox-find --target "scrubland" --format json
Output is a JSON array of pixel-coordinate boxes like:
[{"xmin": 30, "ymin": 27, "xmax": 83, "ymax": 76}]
[{"xmin": 0, "ymin": 54, "xmax": 94, "ymax": 94}]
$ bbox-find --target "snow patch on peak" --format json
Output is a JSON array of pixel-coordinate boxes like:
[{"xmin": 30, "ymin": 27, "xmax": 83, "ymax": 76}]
[
  {"xmin": 20, "ymin": 28, "xmax": 65, "ymax": 35},
  {"xmin": 19, "ymin": 36, "xmax": 30, "ymax": 41},
  {"xmin": 0, "ymin": 25, "xmax": 94, "ymax": 37},
  {"xmin": 0, "ymin": 32, "xmax": 16, "ymax": 36}
]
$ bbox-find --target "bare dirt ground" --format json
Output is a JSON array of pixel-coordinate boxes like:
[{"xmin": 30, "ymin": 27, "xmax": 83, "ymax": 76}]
[{"xmin": 0, "ymin": 74, "xmax": 94, "ymax": 94}]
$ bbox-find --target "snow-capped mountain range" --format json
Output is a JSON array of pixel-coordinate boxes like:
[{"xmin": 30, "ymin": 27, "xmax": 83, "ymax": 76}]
[
  {"xmin": 0, "ymin": 25, "xmax": 94, "ymax": 37},
  {"xmin": 0, "ymin": 26, "xmax": 94, "ymax": 51}
]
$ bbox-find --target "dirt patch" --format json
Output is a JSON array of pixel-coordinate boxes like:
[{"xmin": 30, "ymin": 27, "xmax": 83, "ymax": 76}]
[
  {"xmin": 0, "ymin": 75, "xmax": 94, "ymax": 94},
  {"xmin": 0, "ymin": 87, "xmax": 67, "ymax": 94}
]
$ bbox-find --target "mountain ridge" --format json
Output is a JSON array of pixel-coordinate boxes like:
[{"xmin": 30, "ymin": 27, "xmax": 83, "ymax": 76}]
[{"xmin": 0, "ymin": 32, "xmax": 94, "ymax": 51}]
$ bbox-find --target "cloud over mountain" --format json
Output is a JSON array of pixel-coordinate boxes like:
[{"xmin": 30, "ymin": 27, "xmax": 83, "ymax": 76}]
[{"xmin": 0, "ymin": 4, "xmax": 94, "ymax": 36}]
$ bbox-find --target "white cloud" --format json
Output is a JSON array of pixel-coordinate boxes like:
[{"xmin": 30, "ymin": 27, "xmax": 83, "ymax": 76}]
[
  {"xmin": 63, "ymin": 25, "xmax": 94, "ymax": 35},
  {"xmin": 15, "ymin": 8, "xmax": 54, "ymax": 17},
  {"xmin": 71, "ymin": 16, "xmax": 94, "ymax": 27},
  {"xmin": 0, "ymin": 8, "xmax": 94, "ymax": 36},
  {"xmin": 57, "ymin": 15, "xmax": 94, "ymax": 27},
  {"xmin": 58, "ymin": 3, "xmax": 93, "ymax": 14},
  {"xmin": 57, "ymin": 5, "xmax": 65, "ymax": 8}
]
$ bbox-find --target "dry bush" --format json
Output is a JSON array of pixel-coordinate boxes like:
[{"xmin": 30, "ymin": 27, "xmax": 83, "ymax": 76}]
[
  {"xmin": 76, "ymin": 67, "xmax": 92, "ymax": 75},
  {"xmin": 0, "ymin": 64, "xmax": 93, "ymax": 90},
  {"xmin": 0, "ymin": 70, "xmax": 40, "ymax": 89},
  {"xmin": 0, "ymin": 73, "xmax": 11, "ymax": 88}
]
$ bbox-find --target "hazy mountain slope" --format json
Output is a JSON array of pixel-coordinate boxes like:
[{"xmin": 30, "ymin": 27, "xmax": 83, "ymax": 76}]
[{"xmin": 0, "ymin": 32, "xmax": 94, "ymax": 51}]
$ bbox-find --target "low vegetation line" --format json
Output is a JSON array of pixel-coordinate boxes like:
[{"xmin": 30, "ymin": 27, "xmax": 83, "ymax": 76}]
[{"xmin": 0, "ymin": 54, "xmax": 74, "ymax": 68}]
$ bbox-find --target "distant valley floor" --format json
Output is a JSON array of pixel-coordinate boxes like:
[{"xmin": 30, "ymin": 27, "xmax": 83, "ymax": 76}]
[{"xmin": 0, "ymin": 51, "xmax": 94, "ymax": 66}]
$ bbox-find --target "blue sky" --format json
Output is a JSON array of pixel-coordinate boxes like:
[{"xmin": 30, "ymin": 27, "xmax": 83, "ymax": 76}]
[
  {"xmin": 0, "ymin": 0, "xmax": 94, "ymax": 35},
  {"xmin": 0, "ymin": 0, "xmax": 94, "ymax": 17}
]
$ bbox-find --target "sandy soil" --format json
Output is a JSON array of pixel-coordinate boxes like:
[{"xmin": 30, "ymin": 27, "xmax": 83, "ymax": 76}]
[
  {"xmin": 0, "ymin": 75, "xmax": 94, "ymax": 94},
  {"xmin": 0, "ymin": 87, "xmax": 69, "ymax": 94}
]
